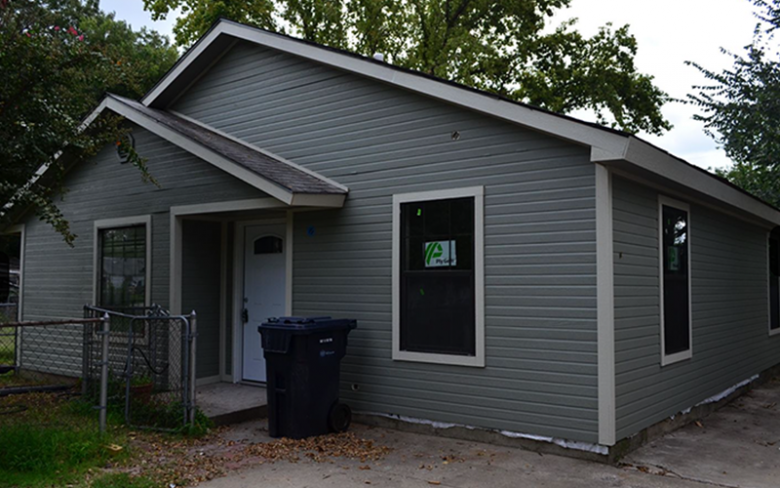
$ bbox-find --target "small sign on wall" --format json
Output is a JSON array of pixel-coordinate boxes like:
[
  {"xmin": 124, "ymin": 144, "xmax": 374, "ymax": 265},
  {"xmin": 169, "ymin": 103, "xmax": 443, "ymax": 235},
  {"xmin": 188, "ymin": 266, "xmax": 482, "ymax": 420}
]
[{"xmin": 424, "ymin": 240, "xmax": 457, "ymax": 268}]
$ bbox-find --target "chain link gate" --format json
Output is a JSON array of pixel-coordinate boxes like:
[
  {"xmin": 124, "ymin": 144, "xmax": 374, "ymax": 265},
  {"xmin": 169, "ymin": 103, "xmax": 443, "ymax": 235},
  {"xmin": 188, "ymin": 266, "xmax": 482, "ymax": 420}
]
[{"xmin": 83, "ymin": 306, "xmax": 197, "ymax": 431}]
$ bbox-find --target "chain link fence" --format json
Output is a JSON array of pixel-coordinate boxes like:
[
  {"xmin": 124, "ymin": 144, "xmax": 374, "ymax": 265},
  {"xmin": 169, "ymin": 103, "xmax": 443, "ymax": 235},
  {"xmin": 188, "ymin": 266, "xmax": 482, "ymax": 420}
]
[
  {"xmin": 0, "ymin": 318, "xmax": 105, "ymax": 395},
  {"xmin": 84, "ymin": 306, "xmax": 197, "ymax": 431},
  {"xmin": 0, "ymin": 305, "xmax": 196, "ymax": 433}
]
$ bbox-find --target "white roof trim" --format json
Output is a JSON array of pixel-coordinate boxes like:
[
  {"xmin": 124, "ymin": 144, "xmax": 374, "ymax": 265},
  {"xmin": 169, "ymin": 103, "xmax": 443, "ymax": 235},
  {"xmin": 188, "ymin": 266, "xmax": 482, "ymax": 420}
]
[
  {"xmin": 143, "ymin": 21, "xmax": 629, "ymax": 158},
  {"xmin": 141, "ymin": 19, "xmax": 780, "ymax": 225},
  {"xmin": 595, "ymin": 138, "xmax": 780, "ymax": 226}
]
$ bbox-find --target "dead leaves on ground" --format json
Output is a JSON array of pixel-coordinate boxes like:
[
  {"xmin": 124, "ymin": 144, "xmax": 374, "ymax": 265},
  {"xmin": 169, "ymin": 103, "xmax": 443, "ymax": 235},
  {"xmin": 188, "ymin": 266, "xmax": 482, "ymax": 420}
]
[{"xmin": 123, "ymin": 431, "xmax": 393, "ymax": 487}]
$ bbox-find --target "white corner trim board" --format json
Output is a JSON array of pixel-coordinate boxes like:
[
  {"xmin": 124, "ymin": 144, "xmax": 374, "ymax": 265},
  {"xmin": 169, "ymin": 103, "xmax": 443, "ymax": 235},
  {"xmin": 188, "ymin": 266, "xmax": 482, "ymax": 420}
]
[{"xmin": 595, "ymin": 164, "xmax": 616, "ymax": 446}]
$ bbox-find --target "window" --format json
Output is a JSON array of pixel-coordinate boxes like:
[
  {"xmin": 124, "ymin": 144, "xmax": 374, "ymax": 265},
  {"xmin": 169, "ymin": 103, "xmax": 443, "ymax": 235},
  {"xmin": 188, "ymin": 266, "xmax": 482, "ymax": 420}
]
[
  {"xmin": 116, "ymin": 133, "xmax": 135, "ymax": 164},
  {"xmin": 659, "ymin": 196, "xmax": 692, "ymax": 365},
  {"xmin": 392, "ymin": 187, "xmax": 484, "ymax": 367},
  {"xmin": 94, "ymin": 216, "xmax": 151, "ymax": 310},
  {"xmin": 255, "ymin": 236, "xmax": 283, "ymax": 254},
  {"xmin": 769, "ymin": 233, "xmax": 780, "ymax": 335}
]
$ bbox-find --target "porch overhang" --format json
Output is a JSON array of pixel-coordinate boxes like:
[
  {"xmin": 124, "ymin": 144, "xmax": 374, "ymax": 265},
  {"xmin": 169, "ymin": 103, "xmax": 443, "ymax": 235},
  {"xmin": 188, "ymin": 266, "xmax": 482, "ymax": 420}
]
[{"xmin": 91, "ymin": 94, "xmax": 349, "ymax": 209}]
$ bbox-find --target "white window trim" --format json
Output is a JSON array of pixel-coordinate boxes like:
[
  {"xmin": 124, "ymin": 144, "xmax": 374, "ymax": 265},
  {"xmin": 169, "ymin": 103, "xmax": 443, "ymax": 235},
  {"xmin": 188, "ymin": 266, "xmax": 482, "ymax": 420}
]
[
  {"xmin": 392, "ymin": 186, "xmax": 485, "ymax": 368},
  {"xmin": 658, "ymin": 195, "xmax": 693, "ymax": 366},
  {"xmin": 767, "ymin": 233, "xmax": 780, "ymax": 337},
  {"xmin": 93, "ymin": 215, "xmax": 152, "ymax": 308}
]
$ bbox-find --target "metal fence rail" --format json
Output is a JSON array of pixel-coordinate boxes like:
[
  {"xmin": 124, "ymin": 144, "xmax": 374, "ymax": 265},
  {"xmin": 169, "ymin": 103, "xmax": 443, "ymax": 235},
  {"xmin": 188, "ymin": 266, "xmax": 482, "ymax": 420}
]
[{"xmin": 83, "ymin": 305, "xmax": 197, "ymax": 431}]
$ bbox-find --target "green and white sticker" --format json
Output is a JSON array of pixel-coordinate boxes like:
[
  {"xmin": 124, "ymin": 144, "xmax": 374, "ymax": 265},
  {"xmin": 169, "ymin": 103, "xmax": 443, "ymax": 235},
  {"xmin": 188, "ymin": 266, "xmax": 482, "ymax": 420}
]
[{"xmin": 424, "ymin": 240, "xmax": 457, "ymax": 267}]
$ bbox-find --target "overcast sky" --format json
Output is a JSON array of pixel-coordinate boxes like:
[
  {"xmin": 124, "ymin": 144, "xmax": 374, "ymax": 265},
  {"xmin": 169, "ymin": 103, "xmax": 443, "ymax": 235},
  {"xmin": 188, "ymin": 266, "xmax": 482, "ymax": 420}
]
[{"xmin": 100, "ymin": 0, "xmax": 763, "ymax": 171}]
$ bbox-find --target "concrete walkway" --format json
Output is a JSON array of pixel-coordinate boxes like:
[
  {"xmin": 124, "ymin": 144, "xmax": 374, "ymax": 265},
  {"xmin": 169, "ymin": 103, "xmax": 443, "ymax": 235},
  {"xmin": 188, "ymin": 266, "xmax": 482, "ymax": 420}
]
[
  {"xmin": 198, "ymin": 421, "xmax": 703, "ymax": 488},
  {"xmin": 626, "ymin": 376, "xmax": 780, "ymax": 488},
  {"xmin": 196, "ymin": 378, "xmax": 780, "ymax": 488},
  {"xmin": 197, "ymin": 383, "xmax": 267, "ymax": 426}
]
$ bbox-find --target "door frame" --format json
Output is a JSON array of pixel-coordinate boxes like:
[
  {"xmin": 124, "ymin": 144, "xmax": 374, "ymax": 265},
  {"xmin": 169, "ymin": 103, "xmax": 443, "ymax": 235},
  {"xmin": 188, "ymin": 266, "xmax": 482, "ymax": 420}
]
[{"xmin": 231, "ymin": 214, "xmax": 293, "ymax": 383}]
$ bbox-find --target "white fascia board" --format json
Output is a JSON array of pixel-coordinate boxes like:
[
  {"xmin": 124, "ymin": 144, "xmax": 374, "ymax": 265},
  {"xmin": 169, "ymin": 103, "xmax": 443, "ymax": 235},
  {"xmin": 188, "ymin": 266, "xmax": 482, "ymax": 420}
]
[
  {"xmin": 598, "ymin": 137, "xmax": 780, "ymax": 226},
  {"xmin": 288, "ymin": 193, "xmax": 346, "ymax": 208},
  {"xmin": 142, "ymin": 22, "xmax": 628, "ymax": 156},
  {"xmin": 104, "ymin": 98, "xmax": 296, "ymax": 205}
]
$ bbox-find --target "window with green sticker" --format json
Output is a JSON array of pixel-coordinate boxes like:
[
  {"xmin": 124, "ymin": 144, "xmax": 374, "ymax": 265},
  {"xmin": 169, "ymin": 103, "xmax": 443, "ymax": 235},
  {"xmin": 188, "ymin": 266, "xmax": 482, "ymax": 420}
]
[{"xmin": 400, "ymin": 196, "xmax": 475, "ymax": 356}]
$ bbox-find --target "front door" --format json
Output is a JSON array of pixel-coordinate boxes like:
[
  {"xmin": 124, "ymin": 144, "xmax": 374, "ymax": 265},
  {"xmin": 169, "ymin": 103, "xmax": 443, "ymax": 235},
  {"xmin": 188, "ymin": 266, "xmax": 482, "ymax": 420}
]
[{"xmin": 242, "ymin": 223, "xmax": 286, "ymax": 383}]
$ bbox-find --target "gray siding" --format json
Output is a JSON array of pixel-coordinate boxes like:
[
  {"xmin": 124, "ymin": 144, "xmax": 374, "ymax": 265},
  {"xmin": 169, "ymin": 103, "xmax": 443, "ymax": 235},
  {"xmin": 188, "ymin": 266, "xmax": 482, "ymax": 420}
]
[
  {"xmin": 182, "ymin": 220, "xmax": 222, "ymax": 379},
  {"xmin": 613, "ymin": 176, "xmax": 780, "ymax": 440},
  {"xmin": 20, "ymin": 124, "xmax": 266, "ymax": 375},
  {"xmin": 174, "ymin": 41, "xmax": 599, "ymax": 441}
]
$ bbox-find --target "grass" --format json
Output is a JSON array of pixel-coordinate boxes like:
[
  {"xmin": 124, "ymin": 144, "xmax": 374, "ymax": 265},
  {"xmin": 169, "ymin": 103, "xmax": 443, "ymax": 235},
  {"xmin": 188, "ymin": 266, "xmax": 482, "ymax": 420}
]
[
  {"xmin": 0, "ymin": 331, "xmax": 15, "ymax": 365},
  {"xmin": 0, "ymin": 393, "xmax": 128, "ymax": 488},
  {"xmin": 0, "ymin": 385, "xmax": 212, "ymax": 487}
]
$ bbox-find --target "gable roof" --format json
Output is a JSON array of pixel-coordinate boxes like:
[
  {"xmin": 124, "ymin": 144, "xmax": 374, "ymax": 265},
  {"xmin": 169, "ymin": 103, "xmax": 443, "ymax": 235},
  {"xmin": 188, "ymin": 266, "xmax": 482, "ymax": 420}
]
[
  {"xmin": 92, "ymin": 94, "xmax": 347, "ymax": 207},
  {"xmin": 141, "ymin": 19, "xmax": 780, "ymax": 227}
]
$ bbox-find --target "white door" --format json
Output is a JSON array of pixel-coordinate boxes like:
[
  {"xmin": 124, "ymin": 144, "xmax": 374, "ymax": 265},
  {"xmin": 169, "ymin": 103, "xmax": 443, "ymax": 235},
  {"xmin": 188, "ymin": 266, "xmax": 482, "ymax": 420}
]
[{"xmin": 242, "ymin": 224, "xmax": 286, "ymax": 383}]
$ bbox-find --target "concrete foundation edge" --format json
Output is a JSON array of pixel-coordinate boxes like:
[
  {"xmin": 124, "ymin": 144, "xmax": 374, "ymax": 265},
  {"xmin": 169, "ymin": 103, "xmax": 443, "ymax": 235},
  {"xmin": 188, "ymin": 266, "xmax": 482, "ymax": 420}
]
[{"xmin": 353, "ymin": 362, "xmax": 780, "ymax": 465}]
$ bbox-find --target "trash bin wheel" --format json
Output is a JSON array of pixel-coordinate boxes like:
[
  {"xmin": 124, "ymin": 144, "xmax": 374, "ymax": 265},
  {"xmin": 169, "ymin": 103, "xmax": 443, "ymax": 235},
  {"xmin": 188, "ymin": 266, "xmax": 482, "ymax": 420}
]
[{"xmin": 328, "ymin": 402, "xmax": 352, "ymax": 433}]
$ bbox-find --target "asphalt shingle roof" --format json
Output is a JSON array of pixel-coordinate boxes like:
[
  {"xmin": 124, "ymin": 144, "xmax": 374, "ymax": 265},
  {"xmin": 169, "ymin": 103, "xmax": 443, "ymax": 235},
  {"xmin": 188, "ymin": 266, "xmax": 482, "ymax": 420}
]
[{"xmin": 109, "ymin": 94, "xmax": 345, "ymax": 195}]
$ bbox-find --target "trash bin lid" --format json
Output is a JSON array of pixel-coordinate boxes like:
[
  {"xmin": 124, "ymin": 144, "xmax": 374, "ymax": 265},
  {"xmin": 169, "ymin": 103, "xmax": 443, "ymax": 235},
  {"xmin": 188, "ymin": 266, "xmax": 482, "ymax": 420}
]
[{"xmin": 259, "ymin": 316, "xmax": 357, "ymax": 333}]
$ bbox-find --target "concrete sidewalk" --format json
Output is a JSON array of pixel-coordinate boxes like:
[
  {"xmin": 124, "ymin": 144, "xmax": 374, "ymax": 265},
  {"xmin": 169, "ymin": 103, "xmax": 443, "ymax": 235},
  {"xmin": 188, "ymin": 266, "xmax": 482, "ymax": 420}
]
[
  {"xmin": 196, "ymin": 377, "xmax": 780, "ymax": 488},
  {"xmin": 626, "ymin": 376, "xmax": 780, "ymax": 488},
  {"xmin": 198, "ymin": 421, "xmax": 704, "ymax": 488}
]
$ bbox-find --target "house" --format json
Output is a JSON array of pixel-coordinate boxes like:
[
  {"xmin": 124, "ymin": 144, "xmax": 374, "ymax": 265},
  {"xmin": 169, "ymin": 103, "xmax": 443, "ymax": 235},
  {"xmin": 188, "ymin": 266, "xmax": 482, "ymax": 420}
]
[{"xmin": 4, "ymin": 18, "xmax": 780, "ymax": 456}]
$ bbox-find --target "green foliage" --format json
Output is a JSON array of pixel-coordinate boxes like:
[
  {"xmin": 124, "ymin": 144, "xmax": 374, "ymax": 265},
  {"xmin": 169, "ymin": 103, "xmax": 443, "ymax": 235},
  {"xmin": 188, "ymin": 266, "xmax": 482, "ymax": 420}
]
[
  {"xmin": 0, "ymin": 0, "xmax": 176, "ymax": 243},
  {"xmin": 688, "ymin": 0, "xmax": 780, "ymax": 173},
  {"xmin": 0, "ymin": 395, "xmax": 122, "ymax": 487},
  {"xmin": 715, "ymin": 162, "xmax": 780, "ymax": 208},
  {"xmin": 144, "ymin": 0, "xmax": 671, "ymax": 135}
]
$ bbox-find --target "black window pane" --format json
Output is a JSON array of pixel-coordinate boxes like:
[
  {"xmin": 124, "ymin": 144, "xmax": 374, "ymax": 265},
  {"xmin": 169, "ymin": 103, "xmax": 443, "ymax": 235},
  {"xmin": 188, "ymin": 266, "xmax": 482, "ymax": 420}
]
[
  {"xmin": 400, "ymin": 196, "xmax": 476, "ymax": 356},
  {"xmin": 404, "ymin": 202, "xmax": 426, "ymax": 237},
  {"xmin": 662, "ymin": 205, "xmax": 690, "ymax": 355},
  {"xmin": 99, "ymin": 225, "xmax": 146, "ymax": 309},
  {"xmin": 424, "ymin": 199, "xmax": 451, "ymax": 237},
  {"xmin": 255, "ymin": 236, "xmax": 283, "ymax": 254},
  {"xmin": 450, "ymin": 198, "xmax": 474, "ymax": 235},
  {"xmin": 404, "ymin": 237, "xmax": 426, "ymax": 271},
  {"xmin": 401, "ymin": 273, "xmax": 475, "ymax": 355}
]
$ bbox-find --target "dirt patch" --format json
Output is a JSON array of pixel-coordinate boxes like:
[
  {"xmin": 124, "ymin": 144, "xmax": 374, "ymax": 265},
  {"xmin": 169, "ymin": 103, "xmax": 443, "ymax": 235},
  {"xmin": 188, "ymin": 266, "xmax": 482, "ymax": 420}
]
[{"xmin": 121, "ymin": 429, "xmax": 393, "ymax": 486}]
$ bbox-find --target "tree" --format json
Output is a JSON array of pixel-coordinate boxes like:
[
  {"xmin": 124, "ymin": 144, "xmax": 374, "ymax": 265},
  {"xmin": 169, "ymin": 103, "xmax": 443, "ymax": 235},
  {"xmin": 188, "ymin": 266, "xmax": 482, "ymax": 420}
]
[
  {"xmin": 0, "ymin": 0, "xmax": 178, "ymax": 243},
  {"xmin": 688, "ymin": 1, "xmax": 780, "ymax": 206},
  {"xmin": 144, "ymin": 0, "xmax": 672, "ymax": 135}
]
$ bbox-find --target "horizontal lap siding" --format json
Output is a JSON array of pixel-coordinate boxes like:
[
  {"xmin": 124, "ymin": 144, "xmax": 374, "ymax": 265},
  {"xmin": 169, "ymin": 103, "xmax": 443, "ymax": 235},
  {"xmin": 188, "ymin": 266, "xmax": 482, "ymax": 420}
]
[
  {"xmin": 613, "ymin": 176, "xmax": 780, "ymax": 440},
  {"xmin": 21, "ymin": 126, "xmax": 266, "ymax": 376},
  {"xmin": 174, "ymin": 41, "xmax": 599, "ymax": 442}
]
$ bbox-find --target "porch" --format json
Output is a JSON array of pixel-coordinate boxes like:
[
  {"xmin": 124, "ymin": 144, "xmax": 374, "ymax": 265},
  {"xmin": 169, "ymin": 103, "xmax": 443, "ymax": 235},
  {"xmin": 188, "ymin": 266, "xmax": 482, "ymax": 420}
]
[
  {"xmin": 172, "ymin": 198, "xmax": 342, "ymax": 398},
  {"xmin": 197, "ymin": 382, "xmax": 268, "ymax": 426}
]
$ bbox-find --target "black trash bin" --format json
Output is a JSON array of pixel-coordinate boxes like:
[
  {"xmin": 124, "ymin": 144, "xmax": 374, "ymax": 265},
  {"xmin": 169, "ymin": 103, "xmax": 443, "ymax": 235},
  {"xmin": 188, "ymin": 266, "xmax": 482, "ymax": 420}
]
[{"xmin": 259, "ymin": 316, "xmax": 357, "ymax": 439}]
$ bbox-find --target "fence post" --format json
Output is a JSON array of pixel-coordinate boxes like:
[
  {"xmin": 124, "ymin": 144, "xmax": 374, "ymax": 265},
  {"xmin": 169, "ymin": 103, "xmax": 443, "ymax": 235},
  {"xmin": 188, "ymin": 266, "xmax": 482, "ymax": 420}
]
[
  {"xmin": 99, "ymin": 313, "xmax": 110, "ymax": 434},
  {"xmin": 188, "ymin": 310, "xmax": 197, "ymax": 424}
]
